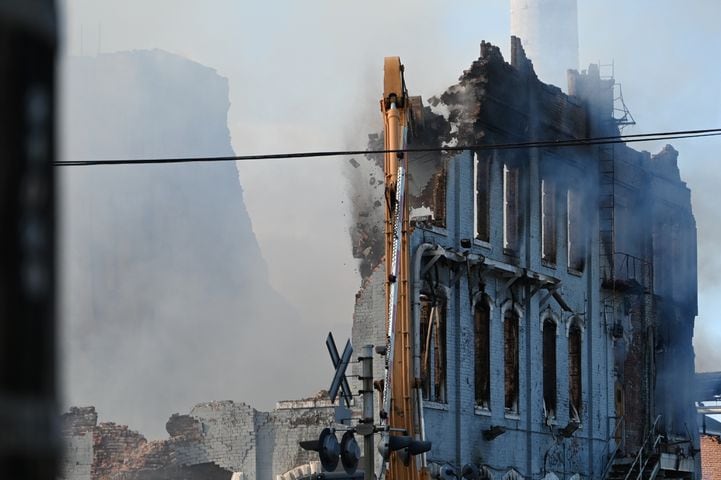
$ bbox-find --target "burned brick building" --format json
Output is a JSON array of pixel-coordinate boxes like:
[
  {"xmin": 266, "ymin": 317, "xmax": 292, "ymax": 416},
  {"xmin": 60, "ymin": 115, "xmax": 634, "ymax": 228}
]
[
  {"xmin": 58, "ymin": 39, "xmax": 701, "ymax": 480},
  {"xmin": 351, "ymin": 37, "xmax": 699, "ymax": 479}
]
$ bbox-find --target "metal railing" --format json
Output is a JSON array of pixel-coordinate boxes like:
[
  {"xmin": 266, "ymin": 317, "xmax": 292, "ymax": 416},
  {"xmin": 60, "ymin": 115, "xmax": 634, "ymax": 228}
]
[
  {"xmin": 601, "ymin": 416, "xmax": 626, "ymax": 479},
  {"xmin": 624, "ymin": 415, "xmax": 662, "ymax": 480},
  {"xmin": 614, "ymin": 252, "xmax": 652, "ymax": 287}
]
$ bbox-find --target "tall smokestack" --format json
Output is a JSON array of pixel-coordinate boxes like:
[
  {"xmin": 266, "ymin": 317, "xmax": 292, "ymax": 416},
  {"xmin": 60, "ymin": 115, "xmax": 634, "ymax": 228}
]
[{"xmin": 510, "ymin": 0, "xmax": 579, "ymax": 91}]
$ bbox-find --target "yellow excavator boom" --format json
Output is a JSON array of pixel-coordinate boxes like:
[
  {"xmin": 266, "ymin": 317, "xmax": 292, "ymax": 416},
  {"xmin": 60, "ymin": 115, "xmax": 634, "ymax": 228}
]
[{"xmin": 380, "ymin": 56, "xmax": 426, "ymax": 480}]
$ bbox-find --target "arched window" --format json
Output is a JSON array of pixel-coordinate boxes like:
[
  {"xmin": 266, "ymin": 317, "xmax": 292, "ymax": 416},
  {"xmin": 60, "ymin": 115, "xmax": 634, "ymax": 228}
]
[
  {"xmin": 474, "ymin": 297, "xmax": 491, "ymax": 409},
  {"xmin": 568, "ymin": 320, "xmax": 583, "ymax": 421},
  {"xmin": 503, "ymin": 304, "xmax": 520, "ymax": 413},
  {"xmin": 420, "ymin": 291, "xmax": 447, "ymax": 403},
  {"xmin": 542, "ymin": 316, "xmax": 557, "ymax": 420}
]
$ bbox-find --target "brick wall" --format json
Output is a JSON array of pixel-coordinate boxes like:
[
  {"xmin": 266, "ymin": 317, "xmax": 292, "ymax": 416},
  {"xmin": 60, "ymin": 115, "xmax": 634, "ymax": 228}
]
[
  {"xmin": 92, "ymin": 423, "xmax": 148, "ymax": 480},
  {"xmin": 60, "ymin": 407, "xmax": 97, "ymax": 480},
  {"xmin": 262, "ymin": 400, "xmax": 337, "ymax": 480},
  {"xmin": 345, "ymin": 37, "xmax": 697, "ymax": 479},
  {"xmin": 60, "ymin": 399, "xmax": 336, "ymax": 480},
  {"xmin": 701, "ymin": 435, "xmax": 721, "ymax": 480}
]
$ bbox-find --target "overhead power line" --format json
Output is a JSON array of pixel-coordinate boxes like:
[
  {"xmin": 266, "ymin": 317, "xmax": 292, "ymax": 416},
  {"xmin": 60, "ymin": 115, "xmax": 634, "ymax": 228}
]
[{"xmin": 54, "ymin": 128, "xmax": 721, "ymax": 167}]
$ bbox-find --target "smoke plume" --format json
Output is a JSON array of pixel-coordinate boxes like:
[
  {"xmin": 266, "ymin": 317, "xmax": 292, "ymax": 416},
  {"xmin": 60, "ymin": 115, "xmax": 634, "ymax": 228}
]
[{"xmin": 60, "ymin": 51, "xmax": 312, "ymax": 438}]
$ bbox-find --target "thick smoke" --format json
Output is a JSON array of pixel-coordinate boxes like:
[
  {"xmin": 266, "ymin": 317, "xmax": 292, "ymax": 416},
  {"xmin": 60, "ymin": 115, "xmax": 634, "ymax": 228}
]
[
  {"xmin": 510, "ymin": 0, "xmax": 579, "ymax": 91},
  {"xmin": 59, "ymin": 0, "xmax": 496, "ymax": 438},
  {"xmin": 689, "ymin": 170, "xmax": 721, "ymax": 372},
  {"xmin": 695, "ymin": 329, "xmax": 721, "ymax": 373},
  {"xmin": 60, "ymin": 51, "xmax": 311, "ymax": 438},
  {"xmin": 575, "ymin": 1, "xmax": 721, "ymax": 371},
  {"xmin": 58, "ymin": 1, "xmax": 516, "ymax": 435}
]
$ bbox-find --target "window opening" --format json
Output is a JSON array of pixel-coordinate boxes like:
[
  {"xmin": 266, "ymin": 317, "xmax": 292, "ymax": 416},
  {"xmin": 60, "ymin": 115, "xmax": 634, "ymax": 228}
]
[
  {"xmin": 567, "ymin": 188, "xmax": 585, "ymax": 271},
  {"xmin": 474, "ymin": 153, "xmax": 491, "ymax": 242},
  {"xmin": 503, "ymin": 165, "xmax": 520, "ymax": 254},
  {"xmin": 541, "ymin": 179, "xmax": 557, "ymax": 265},
  {"xmin": 542, "ymin": 318, "xmax": 557, "ymax": 420},
  {"xmin": 504, "ymin": 307, "xmax": 520, "ymax": 413},
  {"xmin": 474, "ymin": 300, "xmax": 491, "ymax": 409},
  {"xmin": 568, "ymin": 322, "xmax": 582, "ymax": 421},
  {"xmin": 420, "ymin": 293, "xmax": 447, "ymax": 403}
]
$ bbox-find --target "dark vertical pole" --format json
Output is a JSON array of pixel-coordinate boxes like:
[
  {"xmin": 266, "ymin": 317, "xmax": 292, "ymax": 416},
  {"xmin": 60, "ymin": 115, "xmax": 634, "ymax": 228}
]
[
  {"xmin": 0, "ymin": 1, "xmax": 58, "ymax": 479},
  {"xmin": 360, "ymin": 345, "xmax": 374, "ymax": 480}
]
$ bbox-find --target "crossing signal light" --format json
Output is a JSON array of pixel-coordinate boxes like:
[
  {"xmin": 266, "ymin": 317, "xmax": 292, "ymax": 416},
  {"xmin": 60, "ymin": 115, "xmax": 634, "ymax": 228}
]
[
  {"xmin": 300, "ymin": 428, "xmax": 340, "ymax": 472},
  {"xmin": 377, "ymin": 433, "xmax": 431, "ymax": 465},
  {"xmin": 340, "ymin": 431, "xmax": 361, "ymax": 474},
  {"xmin": 300, "ymin": 429, "xmax": 363, "ymax": 475}
]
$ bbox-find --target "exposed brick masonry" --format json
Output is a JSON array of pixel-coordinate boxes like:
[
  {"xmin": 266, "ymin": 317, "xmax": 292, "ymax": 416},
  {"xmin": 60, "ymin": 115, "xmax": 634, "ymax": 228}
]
[
  {"xmin": 701, "ymin": 435, "xmax": 721, "ymax": 480},
  {"xmin": 61, "ymin": 399, "xmax": 336, "ymax": 480}
]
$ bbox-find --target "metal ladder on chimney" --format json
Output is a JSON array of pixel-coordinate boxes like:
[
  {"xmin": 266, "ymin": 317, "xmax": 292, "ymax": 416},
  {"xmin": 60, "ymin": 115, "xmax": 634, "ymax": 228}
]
[
  {"xmin": 600, "ymin": 61, "xmax": 636, "ymax": 130},
  {"xmin": 599, "ymin": 142, "xmax": 617, "ymax": 328}
]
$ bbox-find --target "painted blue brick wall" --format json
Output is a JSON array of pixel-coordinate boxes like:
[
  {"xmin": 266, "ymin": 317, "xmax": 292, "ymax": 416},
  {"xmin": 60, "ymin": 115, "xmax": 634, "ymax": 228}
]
[{"xmin": 411, "ymin": 151, "xmax": 614, "ymax": 479}]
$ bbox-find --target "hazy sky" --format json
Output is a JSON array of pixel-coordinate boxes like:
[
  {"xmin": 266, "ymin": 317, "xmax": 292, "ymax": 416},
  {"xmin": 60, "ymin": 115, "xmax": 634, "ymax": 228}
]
[{"xmin": 58, "ymin": 0, "xmax": 721, "ymax": 422}]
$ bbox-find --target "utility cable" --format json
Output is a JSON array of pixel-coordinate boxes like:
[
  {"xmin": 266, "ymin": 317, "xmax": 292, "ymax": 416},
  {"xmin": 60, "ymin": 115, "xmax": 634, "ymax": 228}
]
[{"xmin": 54, "ymin": 128, "xmax": 721, "ymax": 167}]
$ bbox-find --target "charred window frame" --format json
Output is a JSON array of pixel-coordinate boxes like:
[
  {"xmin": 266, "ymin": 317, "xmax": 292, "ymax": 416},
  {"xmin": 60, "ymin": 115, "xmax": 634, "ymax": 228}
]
[
  {"xmin": 420, "ymin": 292, "xmax": 447, "ymax": 403},
  {"xmin": 542, "ymin": 314, "xmax": 558, "ymax": 420},
  {"xmin": 567, "ymin": 188, "xmax": 585, "ymax": 272},
  {"xmin": 568, "ymin": 320, "xmax": 583, "ymax": 421},
  {"xmin": 474, "ymin": 297, "xmax": 491, "ymax": 409},
  {"xmin": 503, "ymin": 305, "xmax": 520, "ymax": 414},
  {"xmin": 474, "ymin": 152, "xmax": 491, "ymax": 243},
  {"xmin": 503, "ymin": 164, "xmax": 520, "ymax": 255},
  {"xmin": 541, "ymin": 179, "xmax": 557, "ymax": 266}
]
